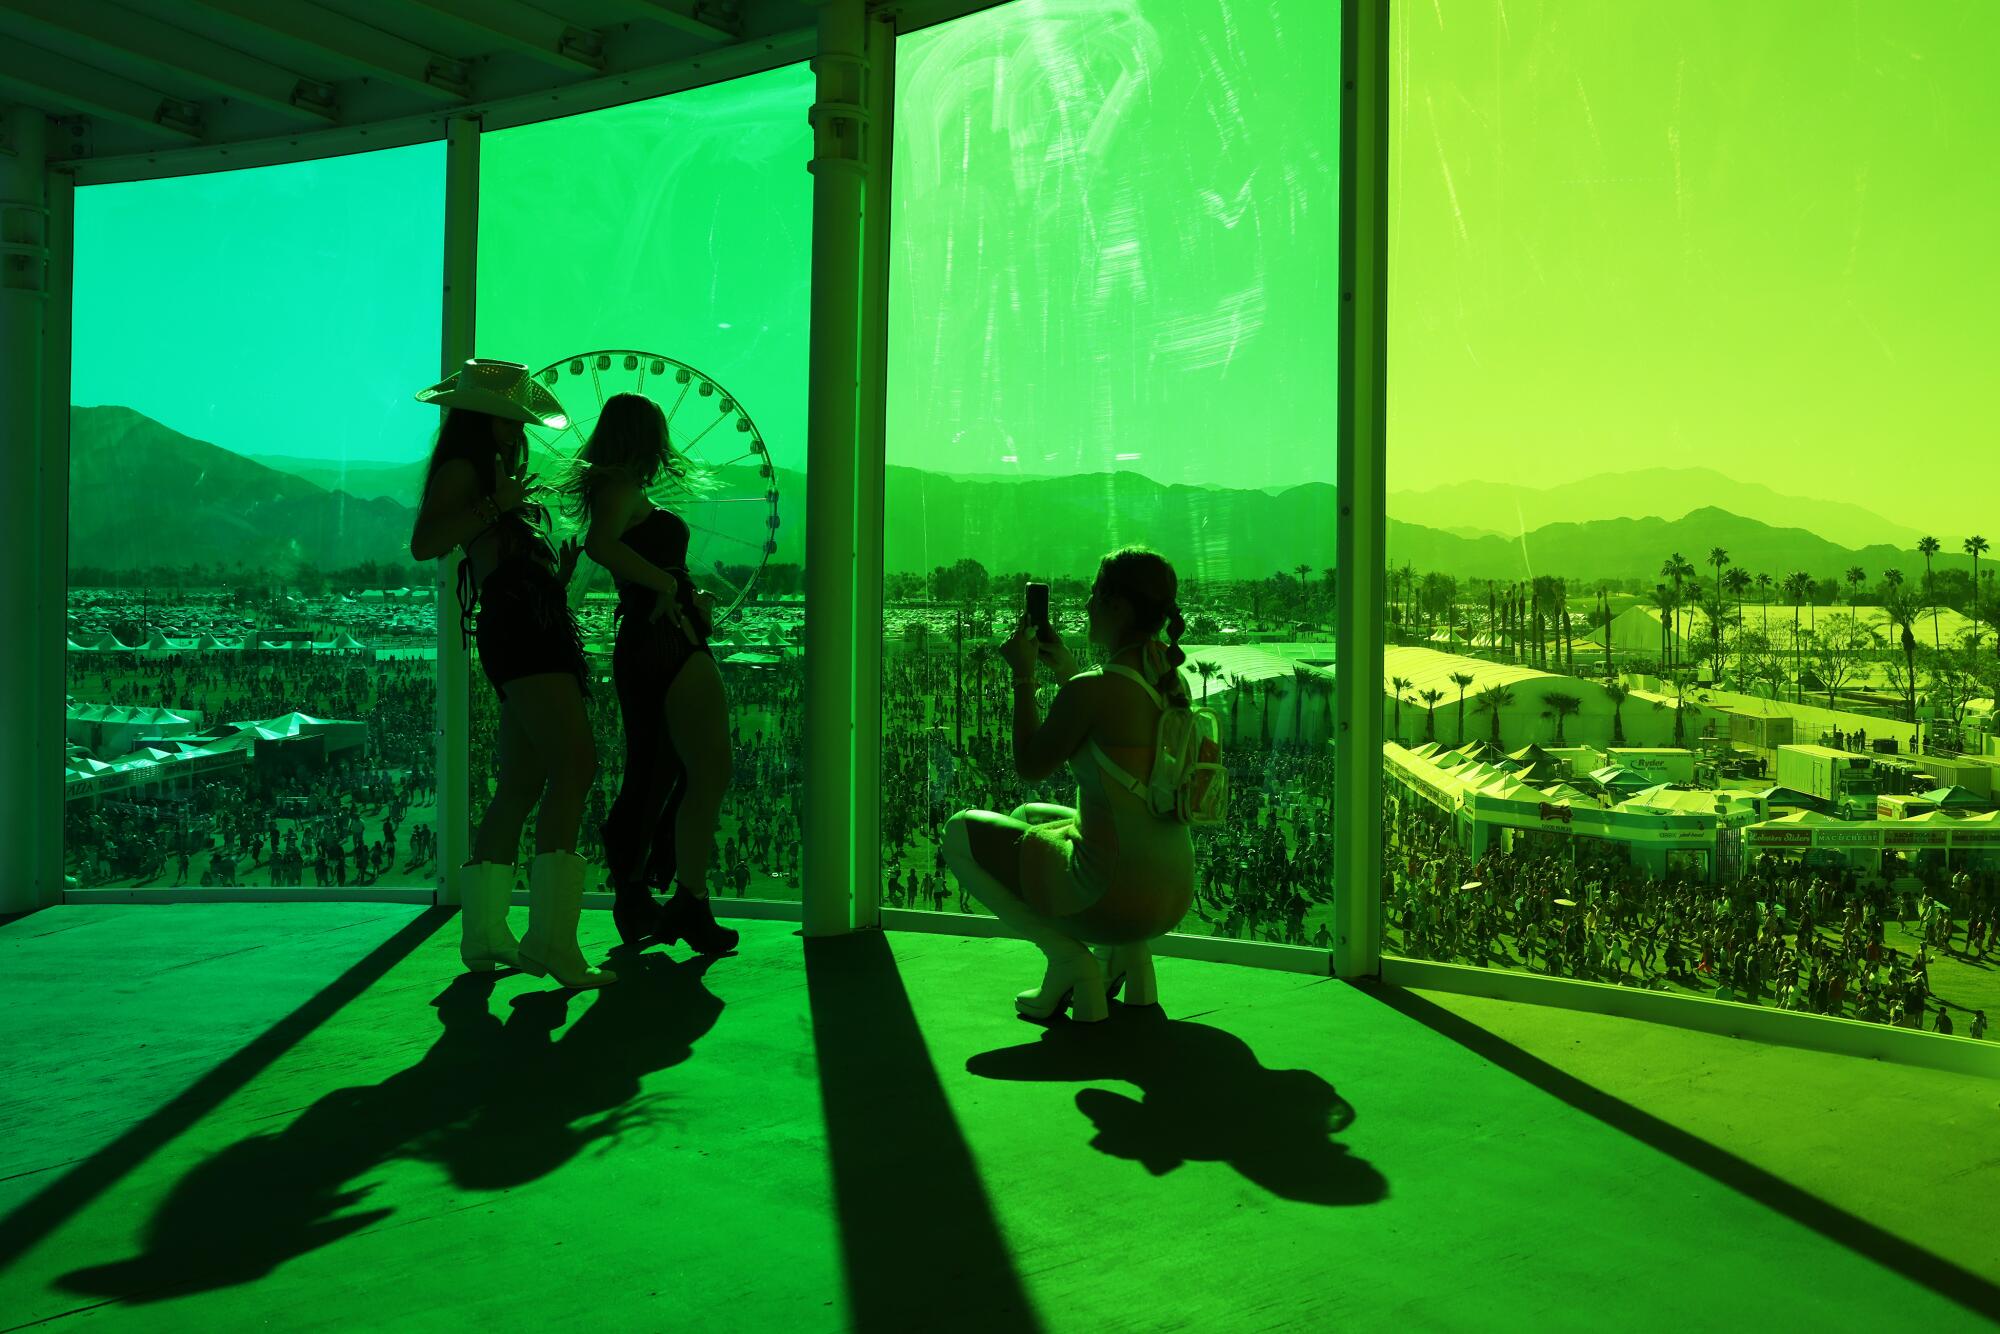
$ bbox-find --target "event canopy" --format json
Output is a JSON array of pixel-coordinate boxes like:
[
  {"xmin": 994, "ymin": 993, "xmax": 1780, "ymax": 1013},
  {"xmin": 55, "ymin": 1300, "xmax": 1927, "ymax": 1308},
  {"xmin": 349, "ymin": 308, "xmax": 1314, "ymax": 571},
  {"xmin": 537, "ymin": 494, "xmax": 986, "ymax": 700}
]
[
  {"xmin": 1453, "ymin": 740, "xmax": 1511, "ymax": 767},
  {"xmin": 1587, "ymin": 765, "xmax": 1652, "ymax": 795},
  {"xmin": 1506, "ymin": 743, "xmax": 1563, "ymax": 784},
  {"xmin": 1919, "ymin": 786, "xmax": 1988, "ymax": 811}
]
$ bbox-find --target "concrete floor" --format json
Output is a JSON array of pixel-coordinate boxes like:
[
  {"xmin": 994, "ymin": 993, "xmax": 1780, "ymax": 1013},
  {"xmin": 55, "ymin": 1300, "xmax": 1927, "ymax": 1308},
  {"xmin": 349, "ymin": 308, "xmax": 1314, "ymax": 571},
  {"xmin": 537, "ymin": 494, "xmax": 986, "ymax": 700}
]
[{"xmin": 1, "ymin": 903, "xmax": 1995, "ymax": 1332}]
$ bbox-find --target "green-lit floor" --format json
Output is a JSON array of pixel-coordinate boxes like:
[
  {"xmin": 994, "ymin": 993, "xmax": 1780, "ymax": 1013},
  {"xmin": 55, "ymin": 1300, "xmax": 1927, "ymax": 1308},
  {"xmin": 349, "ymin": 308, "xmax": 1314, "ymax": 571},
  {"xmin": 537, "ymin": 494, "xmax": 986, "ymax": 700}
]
[{"xmin": 1, "ymin": 904, "xmax": 1995, "ymax": 1332}]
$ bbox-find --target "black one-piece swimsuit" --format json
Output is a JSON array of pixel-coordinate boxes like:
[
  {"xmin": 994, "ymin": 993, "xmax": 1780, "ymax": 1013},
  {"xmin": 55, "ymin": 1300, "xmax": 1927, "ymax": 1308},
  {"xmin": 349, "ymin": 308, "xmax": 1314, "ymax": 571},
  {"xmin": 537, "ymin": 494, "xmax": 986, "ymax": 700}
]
[
  {"xmin": 601, "ymin": 505, "xmax": 714, "ymax": 888},
  {"xmin": 458, "ymin": 508, "xmax": 591, "ymax": 703}
]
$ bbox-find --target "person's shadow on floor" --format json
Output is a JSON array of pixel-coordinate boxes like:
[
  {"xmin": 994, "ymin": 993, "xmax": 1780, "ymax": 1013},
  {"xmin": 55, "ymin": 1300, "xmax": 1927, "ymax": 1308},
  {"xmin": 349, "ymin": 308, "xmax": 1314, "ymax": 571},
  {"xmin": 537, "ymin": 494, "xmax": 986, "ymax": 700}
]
[
  {"xmin": 56, "ymin": 945, "xmax": 723, "ymax": 1303},
  {"xmin": 965, "ymin": 1003, "xmax": 1385, "ymax": 1206}
]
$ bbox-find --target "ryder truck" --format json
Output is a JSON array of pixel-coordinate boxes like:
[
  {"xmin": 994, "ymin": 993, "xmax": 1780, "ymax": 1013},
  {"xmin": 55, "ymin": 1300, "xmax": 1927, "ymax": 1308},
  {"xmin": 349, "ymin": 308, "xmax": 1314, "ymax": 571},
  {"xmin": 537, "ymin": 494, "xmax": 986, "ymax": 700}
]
[{"xmin": 1776, "ymin": 744, "xmax": 1878, "ymax": 819}]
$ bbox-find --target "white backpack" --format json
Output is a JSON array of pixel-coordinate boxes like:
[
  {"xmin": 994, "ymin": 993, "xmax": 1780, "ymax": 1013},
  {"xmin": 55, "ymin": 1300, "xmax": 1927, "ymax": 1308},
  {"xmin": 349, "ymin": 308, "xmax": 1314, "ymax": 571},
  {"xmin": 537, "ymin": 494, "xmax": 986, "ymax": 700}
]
[{"xmin": 1098, "ymin": 665, "xmax": 1229, "ymax": 827}]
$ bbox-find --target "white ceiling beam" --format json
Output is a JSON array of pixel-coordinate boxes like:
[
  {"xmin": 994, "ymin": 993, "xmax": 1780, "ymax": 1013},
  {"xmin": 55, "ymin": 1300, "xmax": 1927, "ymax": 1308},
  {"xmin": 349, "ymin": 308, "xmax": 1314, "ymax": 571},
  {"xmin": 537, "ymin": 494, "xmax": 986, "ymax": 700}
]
[
  {"xmin": 6, "ymin": 0, "xmax": 339, "ymax": 123},
  {"xmin": 0, "ymin": 39, "xmax": 201, "ymax": 140},
  {"xmin": 600, "ymin": 0, "xmax": 741, "ymax": 45},
  {"xmin": 187, "ymin": 0, "xmax": 471, "ymax": 102},
  {"xmin": 399, "ymin": 0, "xmax": 606, "ymax": 74}
]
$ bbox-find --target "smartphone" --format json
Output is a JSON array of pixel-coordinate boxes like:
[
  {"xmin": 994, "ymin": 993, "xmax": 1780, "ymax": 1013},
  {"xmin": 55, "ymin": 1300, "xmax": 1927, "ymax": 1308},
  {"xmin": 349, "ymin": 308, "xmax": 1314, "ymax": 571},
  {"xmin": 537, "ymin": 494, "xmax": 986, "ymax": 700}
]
[{"xmin": 1024, "ymin": 582, "xmax": 1050, "ymax": 636}]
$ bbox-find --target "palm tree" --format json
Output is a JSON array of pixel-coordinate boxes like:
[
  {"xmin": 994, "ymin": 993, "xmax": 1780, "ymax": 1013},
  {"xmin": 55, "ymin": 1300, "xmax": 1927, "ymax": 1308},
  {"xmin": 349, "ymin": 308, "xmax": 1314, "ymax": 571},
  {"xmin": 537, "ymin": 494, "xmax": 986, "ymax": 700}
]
[
  {"xmin": 1722, "ymin": 567, "xmax": 1751, "ymax": 680},
  {"xmin": 1224, "ymin": 672, "xmax": 1249, "ymax": 745},
  {"xmin": 1292, "ymin": 665, "xmax": 1318, "ymax": 743},
  {"xmin": 1918, "ymin": 535, "xmax": 1941, "ymax": 648},
  {"xmin": 1967, "ymin": 536, "xmax": 1991, "ymax": 653},
  {"xmin": 1258, "ymin": 678, "xmax": 1284, "ymax": 746},
  {"xmin": 1754, "ymin": 571, "xmax": 1772, "ymax": 640},
  {"xmin": 967, "ymin": 644, "xmax": 991, "ymax": 740},
  {"xmin": 1474, "ymin": 684, "xmax": 1515, "ymax": 747},
  {"xmin": 1667, "ymin": 668, "xmax": 1692, "ymax": 745},
  {"xmin": 1708, "ymin": 547, "xmax": 1730, "ymax": 649},
  {"xmin": 1882, "ymin": 587, "xmax": 1923, "ymax": 723},
  {"xmin": 1544, "ymin": 691, "xmax": 1582, "ymax": 745},
  {"xmin": 1783, "ymin": 571, "xmax": 1810, "ymax": 703},
  {"xmin": 1844, "ymin": 565, "xmax": 1867, "ymax": 610},
  {"xmin": 1189, "ymin": 657, "xmax": 1221, "ymax": 704},
  {"xmin": 1419, "ymin": 687, "xmax": 1444, "ymax": 742},
  {"xmin": 1389, "ymin": 674, "xmax": 1412, "ymax": 743},
  {"xmin": 1651, "ymin": 583, "xmax": 1677, "ymax": 672},
  {"xmin": 1883, "ymin": 568, "xmax": 1903, "ymax": 593},
  {"xmin": 1604, "ymin": 681, "xmax": 1630, "ymax": 747},
  {"xmin": 1662, "ymin": 552, "xmax": 1695, "ymax": 665},
  {"xmin": 1449, "ymin": 670, "xmax": 1475, "ymax": 742}
]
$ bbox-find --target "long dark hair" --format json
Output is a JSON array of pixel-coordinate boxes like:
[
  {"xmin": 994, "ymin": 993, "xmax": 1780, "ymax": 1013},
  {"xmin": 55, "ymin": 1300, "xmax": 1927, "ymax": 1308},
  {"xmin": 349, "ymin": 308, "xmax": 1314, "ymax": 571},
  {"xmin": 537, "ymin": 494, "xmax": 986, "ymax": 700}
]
[
  {"xmin": 1097, "ymin": 545, "xmax": 1189, "ymax": 703},
  {"xmin": 415, "ymin": 407, "xmax": 552, "ymax": 562},
  {"xmin": 551, "ymin": 392, "xmax": 709, "ymax": 526}
]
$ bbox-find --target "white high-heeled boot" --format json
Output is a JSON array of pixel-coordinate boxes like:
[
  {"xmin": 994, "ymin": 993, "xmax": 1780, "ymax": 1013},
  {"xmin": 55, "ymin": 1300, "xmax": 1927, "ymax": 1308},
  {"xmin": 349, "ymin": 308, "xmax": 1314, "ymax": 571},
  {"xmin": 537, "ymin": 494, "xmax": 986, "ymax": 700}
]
[
  {"xmin": 943, "ymin": 817, "xmax": 1106, "ymax": 1022},
  {"xmin": 517, "ymin": 850, "xmax": 617, "ymax": 989},
  {"xmin": 458, "ymin": 860, "xmax": 521, "ymax": 972},
  {"xmin": 1093, "ymin": 940, "xmax": 1160, "ymax": 1007}
]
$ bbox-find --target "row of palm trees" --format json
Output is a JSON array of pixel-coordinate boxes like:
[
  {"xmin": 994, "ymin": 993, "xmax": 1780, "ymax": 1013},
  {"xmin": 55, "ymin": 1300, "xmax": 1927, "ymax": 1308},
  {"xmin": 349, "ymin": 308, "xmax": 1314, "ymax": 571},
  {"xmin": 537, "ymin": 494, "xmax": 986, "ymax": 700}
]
[
  {"xmin": 1385, "ymin": 673, "xmax": 1636, "ymax": 753},
  {"xmin": 1656, "ymin": 535, "xmax": 1990, "ymax": 669}
]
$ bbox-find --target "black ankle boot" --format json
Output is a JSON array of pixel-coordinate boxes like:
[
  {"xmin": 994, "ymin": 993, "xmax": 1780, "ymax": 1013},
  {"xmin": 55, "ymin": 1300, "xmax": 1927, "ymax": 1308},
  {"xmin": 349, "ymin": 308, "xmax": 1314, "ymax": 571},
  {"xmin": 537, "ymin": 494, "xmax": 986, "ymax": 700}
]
[
  {"xmin": 659, "ymin": 887, "xmax": 739, "ymax": 955},
  {"xmin": 612, "ymin": 881, "xmax": 666, "ymax": 946}
]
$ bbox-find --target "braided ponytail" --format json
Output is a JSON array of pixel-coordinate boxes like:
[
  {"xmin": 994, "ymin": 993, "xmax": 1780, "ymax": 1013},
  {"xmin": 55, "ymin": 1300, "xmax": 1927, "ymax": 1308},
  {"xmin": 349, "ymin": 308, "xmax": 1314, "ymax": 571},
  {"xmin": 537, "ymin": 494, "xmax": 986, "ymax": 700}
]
[
  {"xmin": 1098, "ymin": 544, "xmax": 1189, "ymax": 700},
  {"xmin": 1165, "ymin": 604, "xmax": 1188, "ymax": 669}
]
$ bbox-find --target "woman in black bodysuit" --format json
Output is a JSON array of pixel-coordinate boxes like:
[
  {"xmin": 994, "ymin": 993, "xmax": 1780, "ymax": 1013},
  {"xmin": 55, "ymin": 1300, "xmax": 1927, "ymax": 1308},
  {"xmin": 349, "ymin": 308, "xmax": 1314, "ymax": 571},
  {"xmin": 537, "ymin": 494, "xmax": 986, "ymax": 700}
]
[
  {"xmin": 556, "ymin": 393, "xmax": 739, "ymax": 956},
  {"xmin": 408, "ymin": 359, "xmax": 614, "ymax": 990}
]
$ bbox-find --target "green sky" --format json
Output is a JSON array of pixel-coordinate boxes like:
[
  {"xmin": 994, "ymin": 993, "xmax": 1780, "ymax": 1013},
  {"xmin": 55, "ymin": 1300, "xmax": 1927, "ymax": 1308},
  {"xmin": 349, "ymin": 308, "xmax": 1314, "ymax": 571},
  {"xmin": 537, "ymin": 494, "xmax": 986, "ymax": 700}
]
[
  {"xmin": 475, "ymin": 65, "xmax": 813, "ymax": 478},
  {"xmin": 887, "ymin": 0, "xmax": 1342, "ymax": 491},
  {"xmin": 72, "ymin": 143, "xmax": 443, "ymax": 464},
  {"xmin": 1388, "ymin": 0, "xmax": 1999, "ymax": 536},
  {"xmin": 69, "ymin": 0, "xmax": 1996, "ymax": 543}
]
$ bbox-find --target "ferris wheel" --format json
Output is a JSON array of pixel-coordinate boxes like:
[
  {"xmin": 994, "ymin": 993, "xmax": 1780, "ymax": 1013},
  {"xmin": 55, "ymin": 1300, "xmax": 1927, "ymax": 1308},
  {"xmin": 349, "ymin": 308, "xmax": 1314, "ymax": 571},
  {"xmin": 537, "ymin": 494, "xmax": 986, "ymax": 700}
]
[{"xmin": 524, "ymin": 349, "xmax": 781, "ymax": 628}]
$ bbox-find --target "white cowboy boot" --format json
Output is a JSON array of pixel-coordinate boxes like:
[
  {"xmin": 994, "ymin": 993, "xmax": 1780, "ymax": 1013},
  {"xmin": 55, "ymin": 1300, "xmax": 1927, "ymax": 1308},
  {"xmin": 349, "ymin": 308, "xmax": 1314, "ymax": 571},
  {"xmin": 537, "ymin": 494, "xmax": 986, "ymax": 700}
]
[
  {"xmin": 517, "ymin": 850, "xmax": 616, "ymax": 989},
  {"xmin": 458, "ymin": 860, "xmax": 521, "ymax": 972}
]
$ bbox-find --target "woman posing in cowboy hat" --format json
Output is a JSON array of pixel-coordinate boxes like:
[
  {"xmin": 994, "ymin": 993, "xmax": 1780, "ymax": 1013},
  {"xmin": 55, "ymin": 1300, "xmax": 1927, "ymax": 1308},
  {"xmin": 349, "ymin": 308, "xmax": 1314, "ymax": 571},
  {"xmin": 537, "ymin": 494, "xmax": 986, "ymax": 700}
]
[
  {"xmin": 408, "ymin": 358, "xmax": 614, "ymax": 989},
  {"xmin": 550, "ymin": 391, "xmax": 738, "ymax": 956}
]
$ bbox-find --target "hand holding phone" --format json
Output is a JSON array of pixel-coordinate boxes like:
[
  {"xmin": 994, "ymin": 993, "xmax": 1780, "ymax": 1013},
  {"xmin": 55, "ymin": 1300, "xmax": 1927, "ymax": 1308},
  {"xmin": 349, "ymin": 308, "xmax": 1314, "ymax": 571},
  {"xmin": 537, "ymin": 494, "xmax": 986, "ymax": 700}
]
[{"xmin": 1024, "ymin": 582, "xmax": 1051, "ymax": 640}]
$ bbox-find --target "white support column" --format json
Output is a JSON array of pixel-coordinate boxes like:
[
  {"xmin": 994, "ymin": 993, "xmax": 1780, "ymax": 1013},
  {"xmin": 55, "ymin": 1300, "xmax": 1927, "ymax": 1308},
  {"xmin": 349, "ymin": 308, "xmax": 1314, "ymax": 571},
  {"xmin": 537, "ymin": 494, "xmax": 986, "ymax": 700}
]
[
  {"xmin": 1333, "ymin": 0, "xmax": 1389, "ymax": 980},
  {"xmin": 435, "ymin": 115, "xmax": 479, "ymax": 907},
  {"xmin": 849, "ymin": 13, "xmax": 896, "ymax": 930},
  {"xmin": 801, "ymin": 0, "xmax": 869, "ymax": 937},
  {"xmin": 1, "ymin": 106, "xmax": 57, "ymax": 914},
  {"xmin": 40, "ymin": 142, "xmax": 72, "ymax": 910}
]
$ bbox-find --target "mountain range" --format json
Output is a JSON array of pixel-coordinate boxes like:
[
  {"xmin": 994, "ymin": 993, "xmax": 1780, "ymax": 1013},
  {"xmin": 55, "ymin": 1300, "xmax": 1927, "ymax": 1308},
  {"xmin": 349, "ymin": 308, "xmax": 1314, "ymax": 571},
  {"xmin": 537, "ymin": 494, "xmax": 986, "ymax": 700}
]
[
  {"xmin": 1388, "ymin": 466, "xmax": 1923, "ymax": 551},
  {"xmin": 70, "ymin": 406, "xmax": 1984, "ymax": 585},
  {"xmin": 72, "ymin": 407, "xmax": 416, "ymax": 575}
]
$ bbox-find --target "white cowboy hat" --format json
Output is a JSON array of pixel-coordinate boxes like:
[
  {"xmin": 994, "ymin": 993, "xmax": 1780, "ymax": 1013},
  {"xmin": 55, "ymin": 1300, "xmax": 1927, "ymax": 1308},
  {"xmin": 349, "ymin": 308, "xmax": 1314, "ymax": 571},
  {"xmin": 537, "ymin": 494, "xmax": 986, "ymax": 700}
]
[{"xmin": 414, "ymin": 358, "xmax": 569, "ymax": 429}]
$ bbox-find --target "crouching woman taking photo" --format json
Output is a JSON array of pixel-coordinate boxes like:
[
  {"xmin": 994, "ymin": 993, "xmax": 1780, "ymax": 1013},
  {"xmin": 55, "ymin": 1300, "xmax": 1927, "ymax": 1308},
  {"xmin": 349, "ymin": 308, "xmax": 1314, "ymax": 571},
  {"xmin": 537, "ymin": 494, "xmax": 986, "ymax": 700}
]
[{"xmin": 941, "ymin": 546, "xmax": 1197, "ymax": 1023}]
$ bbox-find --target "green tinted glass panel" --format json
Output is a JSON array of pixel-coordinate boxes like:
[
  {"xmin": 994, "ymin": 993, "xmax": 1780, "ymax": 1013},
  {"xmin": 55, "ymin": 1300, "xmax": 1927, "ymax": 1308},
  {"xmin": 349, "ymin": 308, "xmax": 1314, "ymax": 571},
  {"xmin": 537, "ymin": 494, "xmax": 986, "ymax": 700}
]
[
  {"xmin": 474, "ymin": 67, "xmax": 812, "ymax": 900},
  {"xmin": 1383, "ymin": 2, "xmax": 2000, "ymax": 1040},
  {"xmin": 886, "ymin": 0, "xmax": 1343, "ymax": 947},
  {"xmin": 68, "ymin": 144, "xmax": 445, "ymax": 894}
]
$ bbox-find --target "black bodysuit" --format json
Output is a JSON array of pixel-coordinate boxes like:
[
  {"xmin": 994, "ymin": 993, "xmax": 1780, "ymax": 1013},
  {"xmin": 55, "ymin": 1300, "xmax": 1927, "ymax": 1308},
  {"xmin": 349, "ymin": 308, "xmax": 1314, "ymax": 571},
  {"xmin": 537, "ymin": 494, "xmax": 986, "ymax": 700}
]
[
  {"xmin": 600, "ymin": 504, "xmax": 715, "ymax": 890},
  {"xmin": 457, "ymin": 505, "xmax": 591, "ymax": 703}
]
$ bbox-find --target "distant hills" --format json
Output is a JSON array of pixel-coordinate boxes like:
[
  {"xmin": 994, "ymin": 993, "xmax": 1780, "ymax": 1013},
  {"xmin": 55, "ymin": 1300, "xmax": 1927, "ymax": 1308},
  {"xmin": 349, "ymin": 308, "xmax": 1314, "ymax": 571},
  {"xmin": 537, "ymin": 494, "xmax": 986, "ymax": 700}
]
[
  {"xmin": 1383, "ymin": 506, "xmax": 1973, "ymax": 584},
  {"xmin": 70, "ymin": 406, "xmax": 1983, "ymax": 585},
  {"xmin": 1389, "ymin": 466, "xmax": 1922, "ymax": 551},
  {"xmin": 71, "ymin": 407, "xmax": 416, "ymax": 576},
  {"xmin": 248, "ymin": 452, "xmax": 427, "ymax": 505}
]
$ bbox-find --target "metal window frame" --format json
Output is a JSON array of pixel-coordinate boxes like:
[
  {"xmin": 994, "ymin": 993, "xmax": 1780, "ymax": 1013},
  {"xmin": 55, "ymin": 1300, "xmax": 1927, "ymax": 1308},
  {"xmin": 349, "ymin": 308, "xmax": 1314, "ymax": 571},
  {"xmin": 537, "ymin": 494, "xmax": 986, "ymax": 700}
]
[
  {"xmin": 435, "ymin": 114, "xmax": 480, "ymax": 907},
  {"xmin": 31, "ymin": 0, "xmax": 1987, "ymax": 1080},
  {"xmin": 1335, "ymin": 0, "xmax": 1389, "ymax": 982}
]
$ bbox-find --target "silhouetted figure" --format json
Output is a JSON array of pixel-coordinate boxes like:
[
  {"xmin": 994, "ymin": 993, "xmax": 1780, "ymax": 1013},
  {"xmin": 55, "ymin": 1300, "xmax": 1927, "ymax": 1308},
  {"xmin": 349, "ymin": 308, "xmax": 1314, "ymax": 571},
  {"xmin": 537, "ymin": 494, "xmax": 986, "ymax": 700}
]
[
  {"xmin": 557, "ymin": 393, "xmax": 738, "ymax": 958},
  {"xmin": 944, "ymin": 546, "xmax": 1200, "ymax": 1024},
  {"xmin": 410, "ymin": 359, "xmax": 610, "ymax": 989}
]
